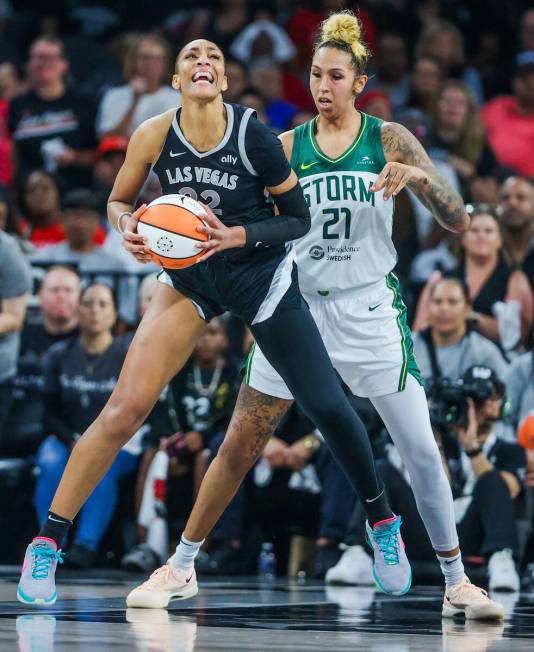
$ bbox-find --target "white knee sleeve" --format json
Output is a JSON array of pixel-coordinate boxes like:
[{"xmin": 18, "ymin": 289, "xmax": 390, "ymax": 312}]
[{"xmin": 371, "ymin": 375, "xmax": 459, "ymax": 552}]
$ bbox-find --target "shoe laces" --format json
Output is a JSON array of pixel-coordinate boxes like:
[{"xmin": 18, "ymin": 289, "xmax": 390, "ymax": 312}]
[
  {"xmin": 143, "ymin": 564, "xmax": 176, "ymax": 589},
  {"xmin": 31, "ymin": 547, "xmax": 64, "ymax": 580},
  {"xmin": 371, "ymin": 517, "xmax": 402, "ymax": 566},
  {"xmin": 450, "ymin": 577, "xmax": 488, "ymax": 600}
]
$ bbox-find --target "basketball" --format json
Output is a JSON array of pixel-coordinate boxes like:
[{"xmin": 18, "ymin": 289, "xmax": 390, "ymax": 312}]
[
  {"xmin": 137, "ymin": 194, "xmax": 209, "ymax": 269},
  {"xmin": 518, "ymin": 412, "xmax": 534, "ymax": 450}
]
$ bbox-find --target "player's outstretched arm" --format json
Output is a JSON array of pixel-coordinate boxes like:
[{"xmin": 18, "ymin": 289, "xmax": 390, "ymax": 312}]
[{"xmin": 376, "ymin": 121, "xmax": 469, "ymax": 234}]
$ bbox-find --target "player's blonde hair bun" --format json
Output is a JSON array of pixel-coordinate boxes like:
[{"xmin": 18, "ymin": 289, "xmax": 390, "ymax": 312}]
[{"xmin": 317, "ymin": 10, "xmax": 369, "ymax": 70}]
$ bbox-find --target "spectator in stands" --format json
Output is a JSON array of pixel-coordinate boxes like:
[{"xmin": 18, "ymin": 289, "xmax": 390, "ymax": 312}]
[
  {"xmin": 4, "ymin": 266, "xmax": 81, "ymax": 454},
  {"xmin": 93, "ymin": 136, "xmax": 128, "ymax": 215},
  {"xmin": 365, "ymin": 33, "xmax": 411, "ymax": 111},
  {"xmin": 34, "ymin": 283, "xmax": 141, "ymax": 569},
  {"xmin": 357, "ymin": 91, "xmax": 393, "ymax": 122},
  {"xmin": 482, "ymin": 54, "xmax": 534, "ymax": 178},
  {"xmin": 499, "ymin": 176, "xmax": 534, "ymax": 292},
  {"xmin": 30, "ymin": 189, "xmax": 123, "ymax": 274},
  {"xmin": 414, "ymin": 205, "xmax": 533, "ymax": 351},
  {"xmin": 0, "ymin": 229, "xmax": 32, "ymax": 445},
  {"xmin": 229, "ymin": 15, "xmax": 296, "ymax": 65},
  {"xmin": 30, "ymin": 188, "xmax": 136, "ymax": 321},
  {"xmin": 197, "ymin": 0, "xmax": 249, "ymax": 54},
  {"xmin": 415, "ymin": 20, "xmax": 483, "ymax": 102},
  {"xmin": 427, "ymin": 81, "xmax": 499, "ymax": 200},
  {"xmin": 8, "ymin": 36, "xmax": 97, "ymax": 190},
  {"xmin": 412, "ymin": 277, "xmax": 509, "ymax": 382},
  {"xmin": 18, "ymin": 170, "xmax": 65, "ymax": 248},
  {"xmin": 249, "ymin": 60, "xmax": 297, "ymax": 131},
  {"xmin": 328, "ymin": 366, "xmax": 525, "ymax": 592},
  {"xmin": 223, "ymin": 59, "xmax": 248, "ymax": 103},
  {"xmin": 238, "ymin": 90, "xmax": 268, "ymax": 124},
  {"xmin": 96, "ymin": 33, "xmax": 179, "ymax": 139},
  {"xmin": 122, "ymin": 317, "xmax": 240, "ymax": 573},
  {"xmin": 405, "ymin": 57, "xmax": 443, "ymax": 122}
]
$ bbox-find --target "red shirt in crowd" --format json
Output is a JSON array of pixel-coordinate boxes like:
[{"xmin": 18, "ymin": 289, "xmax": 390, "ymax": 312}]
[
  {"xmin": 20, "ymin": 219, "xmax": 106, "ymax": 248},
  {"xmin": 482, "ymin": 96, "xmax": 534, "ymax": 177}
]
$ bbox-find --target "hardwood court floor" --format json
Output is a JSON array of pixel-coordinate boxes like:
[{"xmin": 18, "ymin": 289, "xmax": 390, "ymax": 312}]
[{"xmin": 0, "ymin": 570, "xmax": 533, "ymax": 651}]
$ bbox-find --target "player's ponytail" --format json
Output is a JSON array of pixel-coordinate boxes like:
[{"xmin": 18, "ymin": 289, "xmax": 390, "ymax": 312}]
[{"xmin": 315, "ymin": 10, "xmax": 369, "ymax": 75}]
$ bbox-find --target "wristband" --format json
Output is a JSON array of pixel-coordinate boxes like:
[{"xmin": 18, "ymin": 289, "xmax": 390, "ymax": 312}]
[
  {"xmin": 117, "ymin": 211, "xmax": 132, "ymax": 234},
  {"xmin": 466, "ymin": 446, "xmax": 483, "ymax": 458}
]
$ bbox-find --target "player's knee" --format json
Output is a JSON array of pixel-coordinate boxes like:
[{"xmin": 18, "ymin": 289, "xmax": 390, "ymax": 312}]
[
  {"xmin": 217, "ymin": 437, "xmax": 255, "ymax": 476},
  {"xmin": 100, "ymin": 396, "xmax": 149, "ymax": 448}
]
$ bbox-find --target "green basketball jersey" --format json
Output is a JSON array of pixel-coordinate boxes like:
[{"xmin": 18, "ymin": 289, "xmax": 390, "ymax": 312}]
[{"xmin": 290, "ymin": 111, "xmax": 396, "ymax": 295}]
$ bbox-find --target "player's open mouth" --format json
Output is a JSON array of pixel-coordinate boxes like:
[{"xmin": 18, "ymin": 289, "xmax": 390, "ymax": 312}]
[
  {"xmin": 318, "ymin": 97, "xmax": 331, "ymax": 107},
  {"xmin": 192, "ymin": 71, "xmax": 214, "ymax": 84}
]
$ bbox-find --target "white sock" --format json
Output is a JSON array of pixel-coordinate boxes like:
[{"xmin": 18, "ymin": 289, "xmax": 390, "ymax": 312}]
[
  {"xmin": 169, "ymin": 534, "xmax": 204, "ymax": 570},
  {"xmin": 437, "ymin": 552, "xmax": 465, "ymax": 589}
]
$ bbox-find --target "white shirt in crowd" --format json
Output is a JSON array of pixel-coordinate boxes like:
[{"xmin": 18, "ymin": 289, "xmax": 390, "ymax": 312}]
[{"xmin": 96, "ymin": 85, "xmax": 180, "ymax": 137}]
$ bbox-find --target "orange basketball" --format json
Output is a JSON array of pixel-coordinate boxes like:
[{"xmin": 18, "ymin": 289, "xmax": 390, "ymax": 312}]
[
  {"xmin": 518, "ymin": 412, "xmax": 534, "ymax": 450},
  {"xmin": 137, "ymin": 194, "xmax": 209, "ymax": 269}
]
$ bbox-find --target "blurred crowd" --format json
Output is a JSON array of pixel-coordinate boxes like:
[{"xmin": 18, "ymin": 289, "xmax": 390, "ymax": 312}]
[{"xmin": 0, "ymin": 0, "xmax": 534, "ymax": 592}]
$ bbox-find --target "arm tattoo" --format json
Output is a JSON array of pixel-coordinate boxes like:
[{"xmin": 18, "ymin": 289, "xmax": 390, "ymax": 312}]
[
  {"xmin": 381, "ymin": 122, "xmax": 468, "ymax": 232},
  {"xmin": 229, "ymin": 384, "xmax": 292, "ymax": 464}
]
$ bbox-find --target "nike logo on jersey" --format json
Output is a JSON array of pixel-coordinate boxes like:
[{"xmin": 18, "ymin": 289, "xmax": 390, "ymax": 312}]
[
  {"xmin": 185, "ymin": 573, "xmax": 194, "ymax": 583},
  {"xmin": 300, "ymin": 161, "xmax": 318, "ymax": 170},
  {"xmin": 170, "ymin": 151, "xmax": 186, "ymax": 157},
  {"xmin": 368, "ymin": 304, "xmax": 382, "ymax": 311}
]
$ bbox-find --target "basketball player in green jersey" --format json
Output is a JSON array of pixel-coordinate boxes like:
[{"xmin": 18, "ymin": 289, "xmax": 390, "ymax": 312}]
[
  {"xmin": 127, "ymin": 14, "xmax": 502, "ymax": 618},
  {"xmin": 245, "ymin": 12, "xmax": 503, "ymax": 619}
]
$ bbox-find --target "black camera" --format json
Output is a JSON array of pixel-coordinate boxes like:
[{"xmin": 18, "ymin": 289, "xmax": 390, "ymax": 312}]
[{"xmin": 426, "ymin": 375, "xmax": 497, "ymax": 430}]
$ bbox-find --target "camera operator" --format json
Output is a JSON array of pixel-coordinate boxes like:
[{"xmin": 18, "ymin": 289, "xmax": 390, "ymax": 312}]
[
  {"xmin": 413, "ymin": 277, "xmax": 509, "ymax": 382},
  {"xmin": 438, "ymin": 366, "xmax": 526, "ymax": 592},
  {"xmin": 328, "ymin": 366, "xmax": 525, "ymax": 592}
]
